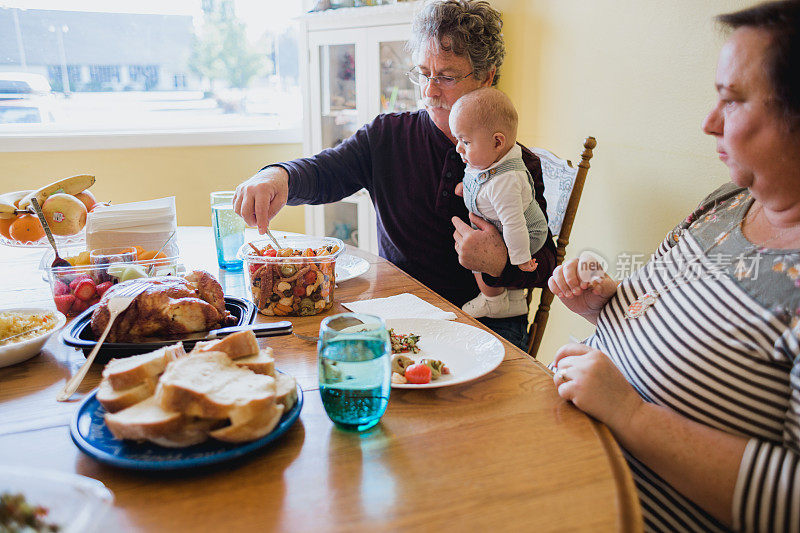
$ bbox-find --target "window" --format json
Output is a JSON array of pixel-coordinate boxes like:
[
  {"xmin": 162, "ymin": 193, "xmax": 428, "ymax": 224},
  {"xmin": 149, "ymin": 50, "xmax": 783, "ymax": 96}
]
[{"xmin": 0, "ymin": 0, "xmax": 303, "ymax": 149}]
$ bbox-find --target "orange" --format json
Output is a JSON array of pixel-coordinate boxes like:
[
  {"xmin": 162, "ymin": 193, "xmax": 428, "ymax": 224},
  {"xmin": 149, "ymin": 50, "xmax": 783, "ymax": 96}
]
[
  {"xmin": 0, "ymin": 215, "xmax": 16, "ymax": 239},
  {"xmin": 9, "ymin": 214, "xmax": 45, "ymax": 243},
  {"xmin": 139, "ymin": 250, "xmax": 157, "ymax": 261}
]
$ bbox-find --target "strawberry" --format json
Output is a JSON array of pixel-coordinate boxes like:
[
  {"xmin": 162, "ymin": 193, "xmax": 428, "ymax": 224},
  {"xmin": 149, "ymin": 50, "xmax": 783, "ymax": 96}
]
[
  {"xmin": 54, "ymin": 294, "xmax": 75, "ymax": 315},
  {"xmin": 52, "ymin": 280, "xmax": 70, "ymax": 296},
  {"xmin": 68, "ymin": 274, "xmax": 92, "ymax": 292},
  {"xmin": 73, "ymin": 278, "xmax": 97, "ymax": 301},
  {"xmin": 95, "ymin": 281, "xmax": 113, "ymax": 297},
  {"xmin": 71, "ymin": 298, "xmax": 89, "ymax": 314}
]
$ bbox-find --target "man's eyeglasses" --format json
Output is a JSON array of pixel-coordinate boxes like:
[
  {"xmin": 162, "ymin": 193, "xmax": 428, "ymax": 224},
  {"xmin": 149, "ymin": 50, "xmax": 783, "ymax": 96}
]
[{"xmin": 406, "ymin": 68, "xmax": 474, "ymax": 88}]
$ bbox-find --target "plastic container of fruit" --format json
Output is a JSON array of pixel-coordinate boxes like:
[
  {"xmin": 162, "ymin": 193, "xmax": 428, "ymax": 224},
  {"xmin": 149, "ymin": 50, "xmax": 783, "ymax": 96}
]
[
  {"xmin": 238, "ymin": 236, "xmax": 343, "ymax": 317},
  {"xmin": 39, "ymin": 246, "xmax": 182, "ymax": 318}
]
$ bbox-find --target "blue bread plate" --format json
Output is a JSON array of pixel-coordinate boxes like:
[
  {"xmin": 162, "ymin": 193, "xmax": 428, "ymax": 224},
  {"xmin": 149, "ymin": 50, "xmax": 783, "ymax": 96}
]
[{"xmin": 70, "ymin": 380, "xmax": 303, "ymax": 471}]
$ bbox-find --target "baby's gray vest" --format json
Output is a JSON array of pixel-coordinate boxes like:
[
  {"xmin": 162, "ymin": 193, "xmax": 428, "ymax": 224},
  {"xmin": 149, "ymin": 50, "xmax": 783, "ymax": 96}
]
[{"xmin": 461, "ymin": 157, "xmax": 549, "ymax": 254}]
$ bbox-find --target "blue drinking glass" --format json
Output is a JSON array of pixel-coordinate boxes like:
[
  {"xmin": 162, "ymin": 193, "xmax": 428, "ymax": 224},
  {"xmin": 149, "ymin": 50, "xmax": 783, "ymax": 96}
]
[
  {"xmin": 210, "ymin": 191, "xmax": 245, "ymax": 270},
  {"xmin": 318, "ymin": 313, "xmax": 391, "ymax": 431}
]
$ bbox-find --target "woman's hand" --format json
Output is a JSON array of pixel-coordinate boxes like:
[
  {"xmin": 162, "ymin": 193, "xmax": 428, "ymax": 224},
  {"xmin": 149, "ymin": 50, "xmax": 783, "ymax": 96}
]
[
  {"xmin": 552, "ymin": 343, "xmax": 643, "ymax": 433},
  {"xmin": 233, "ymin": 167, "xmax": 289, "ymax": 234},
  {"xmin": 548, "ymin": 254, "xmax": 618, "ymax": 325},
  {"xmin": 451, "ymin": 213, "xmax": 508, "ymax": 277}
]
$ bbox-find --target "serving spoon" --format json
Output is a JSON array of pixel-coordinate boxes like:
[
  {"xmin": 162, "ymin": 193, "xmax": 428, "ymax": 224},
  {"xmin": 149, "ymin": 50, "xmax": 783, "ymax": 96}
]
[{"xmin": 30, "ymin": 197, "xmax": 71, "ymax": 269}]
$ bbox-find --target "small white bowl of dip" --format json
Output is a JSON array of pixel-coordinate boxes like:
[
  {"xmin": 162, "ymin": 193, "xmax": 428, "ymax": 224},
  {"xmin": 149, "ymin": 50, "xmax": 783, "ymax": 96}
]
[{"xmin": 0, "ymin": 308, "xmax": 67, "ymax": 368}]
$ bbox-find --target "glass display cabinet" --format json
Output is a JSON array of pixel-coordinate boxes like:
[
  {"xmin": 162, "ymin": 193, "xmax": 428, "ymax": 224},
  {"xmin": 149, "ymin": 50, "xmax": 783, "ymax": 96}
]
[{"xmin": 299, "ymin": 2, "xmax": 420, "ymax": 253}]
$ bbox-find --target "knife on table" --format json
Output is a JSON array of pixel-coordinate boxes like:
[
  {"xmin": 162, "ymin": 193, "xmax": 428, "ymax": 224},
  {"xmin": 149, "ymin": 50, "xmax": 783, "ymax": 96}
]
[{"xmin": 151, "ymin": 321, "xmax": 293, "ymax": 343}]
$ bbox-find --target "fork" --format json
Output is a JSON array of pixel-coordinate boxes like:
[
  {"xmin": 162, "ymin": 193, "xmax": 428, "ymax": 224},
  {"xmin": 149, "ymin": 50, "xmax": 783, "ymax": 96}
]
[{"xmin": 56, "ymin": 281, "xmax": 148, "ymax": 402}]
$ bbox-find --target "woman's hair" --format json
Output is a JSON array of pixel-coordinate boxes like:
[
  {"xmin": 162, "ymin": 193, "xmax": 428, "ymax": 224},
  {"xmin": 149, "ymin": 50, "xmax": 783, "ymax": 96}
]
[
  {"xmin": 717, "ymin": 0, "xmax": 800, "ymax": 130},
  {"xmin": 408, "ymin": 0, "xmax": 505, "ymax": 85}
]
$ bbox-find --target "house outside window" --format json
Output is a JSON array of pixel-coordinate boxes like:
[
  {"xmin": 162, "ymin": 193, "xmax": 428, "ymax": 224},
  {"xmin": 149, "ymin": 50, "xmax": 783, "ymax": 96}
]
[{"xmin": 0, "ymin": 1, "xmax": 303, "ymax": 150}]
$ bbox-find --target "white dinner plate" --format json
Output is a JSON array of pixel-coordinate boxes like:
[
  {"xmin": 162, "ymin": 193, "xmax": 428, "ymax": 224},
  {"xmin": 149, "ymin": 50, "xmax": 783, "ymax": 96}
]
[
  {"xmin": 386, "ymin": 318, "xmax": 505, "ymax": 389},
  {"xmin": 336, "ymin": 254, "xmax": 370, "ymax": 282}
]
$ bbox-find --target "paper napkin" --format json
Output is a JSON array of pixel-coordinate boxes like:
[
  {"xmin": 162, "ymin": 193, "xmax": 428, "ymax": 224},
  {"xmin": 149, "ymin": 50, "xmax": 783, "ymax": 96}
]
[{"xmin": 342, "ymin": 293, "xmax": 458, "ymax": 321}]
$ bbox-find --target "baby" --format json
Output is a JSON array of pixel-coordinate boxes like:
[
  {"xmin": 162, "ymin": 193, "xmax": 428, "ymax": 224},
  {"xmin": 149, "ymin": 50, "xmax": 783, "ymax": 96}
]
[{"xmin": 450, "ymin": 87, "xmax": 549, "ymax": 319}]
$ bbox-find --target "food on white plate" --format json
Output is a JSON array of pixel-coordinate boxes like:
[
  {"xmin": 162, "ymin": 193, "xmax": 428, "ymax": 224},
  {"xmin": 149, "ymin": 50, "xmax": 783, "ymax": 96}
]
[
  {"xmin": 243, "ymin": 242, "xmax": 339, "ymax": 317},
  {"xmin": 0, "ymin": 491, "xmax": 60, "ymax": 532},
  {"xmin": 391, "ymin": 354, "xmax": 414, "ymax": 374},
  {"xmin": 41, "ymin": 193, "xmax": 87, "ymax": 236},
  {"xmin": 90, "ymin": 271, "xmax": 235, "ymax": 342},
  {"xmin": 389, "ymin": 329, "xmax": 420, "ymax": 354},
  {"xmin": 100, "ymin": 329, "xmax": 297, "ymax": 447},
  {"xmin": 390, "ymin": 353, "xmax": 450, "ymax": 385},
  {"xmin": 0, "ymin": 311, "xmax": 59, "ymax": 346}
]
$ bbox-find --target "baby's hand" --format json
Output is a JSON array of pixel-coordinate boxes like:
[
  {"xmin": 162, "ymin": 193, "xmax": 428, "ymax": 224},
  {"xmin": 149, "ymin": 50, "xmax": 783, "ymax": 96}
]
[
  {"xmin": 454, "ymin": 182, "xmax": 464, "ymax": 197},
  {"xmin": 519, "ymin": 258, "xmax": 538, "ymax": 272}
]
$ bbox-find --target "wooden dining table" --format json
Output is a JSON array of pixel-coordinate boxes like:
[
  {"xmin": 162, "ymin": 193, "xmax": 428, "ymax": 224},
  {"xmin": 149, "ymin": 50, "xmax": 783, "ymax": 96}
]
[{"xmin": 0, "ymin": 227, "xmax": 642, "ymax": 532}]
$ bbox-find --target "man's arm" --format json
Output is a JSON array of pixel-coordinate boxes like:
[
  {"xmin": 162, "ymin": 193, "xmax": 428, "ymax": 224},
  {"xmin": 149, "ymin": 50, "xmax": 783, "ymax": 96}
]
[
  {"xmin": 235, "ymin": 120, "xmax": 377, "ymax": 231},
  {"xmin": 452, "ymin": 213, "xmax": 556, "ymax": 289},
  {"xmin": 279, "ymin": 123, "xmax": 374, "ymax": 206}
]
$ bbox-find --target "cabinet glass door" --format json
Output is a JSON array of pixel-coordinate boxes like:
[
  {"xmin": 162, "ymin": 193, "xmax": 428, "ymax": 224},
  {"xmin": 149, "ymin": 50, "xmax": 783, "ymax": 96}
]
[
  {"xmin": 379, "ymin": 40, "xmax": 417, "ymax": 114},
  {"xmin": 319, "ymin": 43, "xmax": 359, "ymax": 149}
]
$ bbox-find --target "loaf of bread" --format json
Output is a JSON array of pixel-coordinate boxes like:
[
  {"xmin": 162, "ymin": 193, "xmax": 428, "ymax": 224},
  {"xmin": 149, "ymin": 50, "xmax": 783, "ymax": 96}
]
[
  {"xmin": 100, "ymin": 330, "xmax": 297, "ymax": 447},
  {"xmin": 193, "ymin": 330, "xmax": 259, "ymax": 360},
  {"xmin": 101, "ymin": 343, "xmax": 185, "ymax": 391}
]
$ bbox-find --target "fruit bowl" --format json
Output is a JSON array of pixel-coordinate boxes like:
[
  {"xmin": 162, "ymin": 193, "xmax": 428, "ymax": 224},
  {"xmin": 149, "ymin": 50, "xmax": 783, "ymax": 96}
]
[{"xmin": 0, "ymin": 189, "xmax": 87, "ymax": 248}]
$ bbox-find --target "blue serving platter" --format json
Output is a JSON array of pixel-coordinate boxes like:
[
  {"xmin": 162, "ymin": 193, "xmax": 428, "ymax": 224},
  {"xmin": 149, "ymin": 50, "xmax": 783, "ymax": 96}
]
[{"xmin": 70, "ymin": 380, "xmax": 303, "ymax": 471}]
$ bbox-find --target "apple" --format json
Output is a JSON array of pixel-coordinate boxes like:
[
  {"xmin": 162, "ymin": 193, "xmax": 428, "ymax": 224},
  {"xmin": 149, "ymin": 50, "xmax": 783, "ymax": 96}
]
[
  {"xmin": 42, "ymin": 193, "xmax": 88, "ymax": 235},
  {"xmin": 73, "ymin": 190, "xmax": 96, "ymax": 211}
]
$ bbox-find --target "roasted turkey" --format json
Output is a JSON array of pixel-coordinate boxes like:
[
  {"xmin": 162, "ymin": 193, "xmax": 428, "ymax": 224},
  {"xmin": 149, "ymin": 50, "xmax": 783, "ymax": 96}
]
[{"xmin": 91, "ymin": 271, "xmax": 235, "ymax": 342}]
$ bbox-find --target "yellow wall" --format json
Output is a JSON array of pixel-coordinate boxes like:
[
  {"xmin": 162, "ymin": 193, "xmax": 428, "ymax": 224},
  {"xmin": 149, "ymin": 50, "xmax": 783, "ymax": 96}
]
[
  {"xmin": 0, "ymin": 144, "xmax": 304, "ymax": 230},
  {"xmin": 496, "ymin": 0, "xmax": 753, "ymax": 364},
  {"xmin": 0, "ymin": 0, "xmax": 756, "ymax": 365}
]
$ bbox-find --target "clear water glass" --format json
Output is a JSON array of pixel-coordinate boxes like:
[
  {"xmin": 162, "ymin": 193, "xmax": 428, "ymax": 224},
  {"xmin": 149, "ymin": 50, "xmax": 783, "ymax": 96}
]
[
  {"xmin": 318, "ymin": 313, "xmax": 391, "ymax": 431},
  {"xmin": 210, "ymin": 191, "xmax": 245, "ymax": 270}
]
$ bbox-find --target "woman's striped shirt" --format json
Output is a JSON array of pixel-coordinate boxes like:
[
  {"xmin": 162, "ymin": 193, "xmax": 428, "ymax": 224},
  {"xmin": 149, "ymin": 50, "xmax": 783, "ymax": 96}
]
[{"xmin": 584, "ymin": 184, "xmax": 800, "ymax": 532}]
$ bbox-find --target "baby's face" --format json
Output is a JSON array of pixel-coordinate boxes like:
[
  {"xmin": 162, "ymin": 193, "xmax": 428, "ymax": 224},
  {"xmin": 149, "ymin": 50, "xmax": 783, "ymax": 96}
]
[{"xmin": 450, "ymin": 110, "xmax": 502, "ymax": 170}]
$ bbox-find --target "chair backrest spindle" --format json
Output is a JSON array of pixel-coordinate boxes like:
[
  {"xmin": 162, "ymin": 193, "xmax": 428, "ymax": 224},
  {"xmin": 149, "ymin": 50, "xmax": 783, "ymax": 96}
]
[{"xmin": 526, "ymin": 136, "xmax": 596, "ymax": 358}]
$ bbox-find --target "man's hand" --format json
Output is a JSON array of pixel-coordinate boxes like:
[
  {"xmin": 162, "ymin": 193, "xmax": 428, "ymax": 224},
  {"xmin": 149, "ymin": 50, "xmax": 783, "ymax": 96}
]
[
  {"xmin": 451, "ymin": 213, "xmax": 507, "ymax": 277},
  {"xmin": 233, "ymin": 167, "xmax": 289, "ymax": 234}
]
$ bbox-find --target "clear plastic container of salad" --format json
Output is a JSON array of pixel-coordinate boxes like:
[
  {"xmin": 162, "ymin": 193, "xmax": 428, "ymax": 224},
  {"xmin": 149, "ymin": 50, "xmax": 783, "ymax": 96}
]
[{"xmin": 238, "ymin": 236, "xmax": 343, "ymax": 317}]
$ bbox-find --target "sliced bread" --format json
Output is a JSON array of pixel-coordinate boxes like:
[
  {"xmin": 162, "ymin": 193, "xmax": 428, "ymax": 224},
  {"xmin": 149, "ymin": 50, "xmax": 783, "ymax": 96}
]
[
  {"xmin": 156, "ymin": 351, "xmax": 276, "ymax": 424},
  {"xmin": 275, "ymin": 372, "xmax": 298, "ymax": 411},
  {"xmin": 192, "ymin": 330, "xmax": 258, "ymax": 359},
  {"xmin": 102, "ymin": 343, "xmax": 186, "ymax": 391},
  {"xmin": 234, "ymin": 348, "xmax": 275, "ymax": 376},
  {"xmin": 210, "ymin": 403, "xmax": 284, "ymax": 443},
  {"xmin": 97, "ymin": 377, "xmax": 156, "ymax": 413}
]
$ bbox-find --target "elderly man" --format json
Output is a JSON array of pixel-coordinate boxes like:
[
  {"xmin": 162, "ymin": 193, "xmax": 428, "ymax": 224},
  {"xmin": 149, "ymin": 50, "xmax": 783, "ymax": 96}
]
[{"xmin": 233, "ymin": 0, "xmax": 555, "ymax": 349}]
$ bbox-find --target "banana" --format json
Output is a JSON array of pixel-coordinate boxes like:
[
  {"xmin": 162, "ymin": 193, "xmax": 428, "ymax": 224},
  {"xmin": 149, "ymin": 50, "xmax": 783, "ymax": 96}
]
[
  {"xmin": 0, "ymin": 190, "xmax": 31, "ymax": 219},
  {"xmin": 18, "ymin": 174, "xmax": 95, "ymax": 210}
]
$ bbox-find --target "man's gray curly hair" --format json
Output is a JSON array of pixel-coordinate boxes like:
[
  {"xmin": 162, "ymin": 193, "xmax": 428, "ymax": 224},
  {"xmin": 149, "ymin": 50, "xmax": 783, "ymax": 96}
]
[{"xmin": 408, "ymin": 0, "xmax": 505, "ymax": 86}]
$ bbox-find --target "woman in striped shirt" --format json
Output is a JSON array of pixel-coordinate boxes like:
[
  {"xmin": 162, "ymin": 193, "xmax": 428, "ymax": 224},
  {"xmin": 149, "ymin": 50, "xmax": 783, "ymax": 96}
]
[{"xmin": 548, "ymin": 1, "xmax": 800, "ymax": 531}]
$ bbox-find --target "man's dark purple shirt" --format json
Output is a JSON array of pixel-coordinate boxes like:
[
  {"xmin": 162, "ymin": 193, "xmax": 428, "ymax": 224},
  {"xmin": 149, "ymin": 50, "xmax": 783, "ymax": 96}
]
[{"xmin": 277, "ymin": 109, "xmax": 556, "ymax": 308}]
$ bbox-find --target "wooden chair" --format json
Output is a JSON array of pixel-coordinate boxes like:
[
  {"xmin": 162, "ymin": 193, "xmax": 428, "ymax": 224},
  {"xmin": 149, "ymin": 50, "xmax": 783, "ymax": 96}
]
[{"xmin": 526, "ymin": 136, "xmax": 596, "ymax": 358}]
